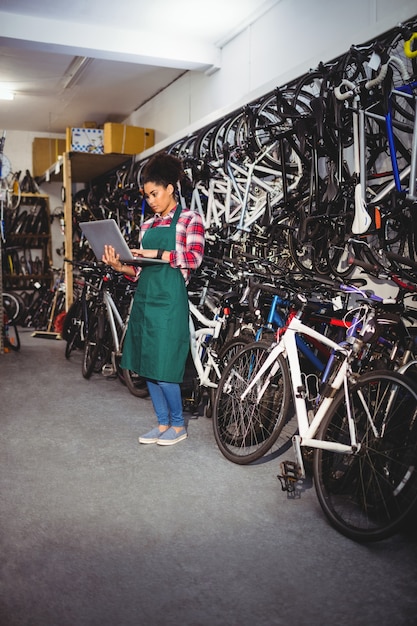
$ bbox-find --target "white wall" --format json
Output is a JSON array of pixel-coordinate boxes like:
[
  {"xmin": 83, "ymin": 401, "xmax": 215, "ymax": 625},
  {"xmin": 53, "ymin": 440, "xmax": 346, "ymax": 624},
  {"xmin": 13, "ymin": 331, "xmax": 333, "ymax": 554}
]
[{"xmin": 125, "ymin": 0, "xmax": 417, "ymax": 154}]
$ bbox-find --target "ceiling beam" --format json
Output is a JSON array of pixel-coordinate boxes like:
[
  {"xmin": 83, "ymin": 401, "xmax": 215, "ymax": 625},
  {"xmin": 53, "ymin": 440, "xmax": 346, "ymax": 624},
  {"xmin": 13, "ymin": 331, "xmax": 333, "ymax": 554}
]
[{"xmin": 0, "ymin": 10, "xmax": 221, "ymax": 71}]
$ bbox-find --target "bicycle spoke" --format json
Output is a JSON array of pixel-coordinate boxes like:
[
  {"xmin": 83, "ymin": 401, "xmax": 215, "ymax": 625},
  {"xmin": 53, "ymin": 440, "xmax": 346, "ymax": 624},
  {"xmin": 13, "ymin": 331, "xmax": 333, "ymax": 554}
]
[{"xmin": 213, "ymin": 342, "xmax": 291, "ymax": 464}]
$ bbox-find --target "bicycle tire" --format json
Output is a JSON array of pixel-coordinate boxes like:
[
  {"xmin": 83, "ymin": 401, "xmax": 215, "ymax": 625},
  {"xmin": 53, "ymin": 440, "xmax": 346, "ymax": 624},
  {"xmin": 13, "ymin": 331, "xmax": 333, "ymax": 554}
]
[
  {"xmin": 382, "ymin": 207, "xmax": 417, "ymax": 279},
  {"xmin": 28, "ymin": 292, "xmax": 54, "ymax": 331},
  {"xmin": 204, "ymin": 335, "xmax": 253, "ymax": 419},
  {"xmin": 62, "ymin": 298, "xmax": 81, "ymax": 341},
  {"xmin": 212, "ymin": 341, "xmax": 291, "ymax": 464},
  {"xmin": 65, "ymin": 325, "xmax": 84, "ymax": 359},
  {"xmin": 193, "ymin": 123, "xmax": 218, "ymax": 161},
  {"xmin": 82, "ymin": 310, "xmax": 105, "ymax": 379},
  {"xmin": 236, "ymin": 88, "xmax": 310, "ymax": 171},
  {"xmin": 209, "ymin": 113, "xmax": 236, "ymax": 162},
  {"xmin": 121, "ymin": 368, "xmax": 149, "ymax": 398},
  {"xmin": 2, "ymin": 292, "xmax": 25, "ymax": 323},
  {"xmin": 313, "ymin": 369, "xmax": 417, "ymax": 542},
  {"xmin": 287, "ymin": 210, "xmax": 314, "ymax": 273},
  {"xmin": 64, "ymin": 298, "xmax": 84, "ymax": 358},
  {"xmin": 3, "ymin": 316, "xmax": 20, "ymax": 351}
]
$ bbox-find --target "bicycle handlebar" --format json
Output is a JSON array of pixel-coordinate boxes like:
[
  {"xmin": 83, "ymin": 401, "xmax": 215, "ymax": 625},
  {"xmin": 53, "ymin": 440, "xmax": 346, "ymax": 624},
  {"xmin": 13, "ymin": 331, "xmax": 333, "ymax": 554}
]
[
  {"xmin": 64, "ymin": 257, "xmax": 122, "ymax": 281},
  {"xmin": 64, "ymin": 257, "xmax": 102, "ymax": 268},
  {"xmin": 334, "ymin": 80, "xmax": 357, "ymax": 101},
  {"xmin": 348, "ymin": 257, "xmax": 382, "ymax": 274},
  {"xmin": 348, "ymin": 256, "xmax": 417, "ymax": 303},
  {"xmin": 334, "ymin": 55, "xmax": 410, "ymax": 101},
  {"xmin": 247, "ymin": 277, "xmax": 291, "ymax": 317},
  {"xmin": 365, "ymin": 55, "xmax": 410, "ymax": 89}
]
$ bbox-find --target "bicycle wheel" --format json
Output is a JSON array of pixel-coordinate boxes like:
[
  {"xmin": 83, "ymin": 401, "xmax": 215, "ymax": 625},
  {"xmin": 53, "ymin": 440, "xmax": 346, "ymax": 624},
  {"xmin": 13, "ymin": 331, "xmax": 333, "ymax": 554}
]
[
  {"xmin": 82, "ymin": 310, "xmax": 105, "ymax": 379},
  {"xmin": 3, "ymin": 292, "xmax": 25, "ymax": 323},
  {"xmin": 209, "ymin": 113, "xmax": 236, "ymax": 162},
  {"xmin": 121, "ymin": 368, "xmax": 149, "ymax": 398},
  {"xmin": 314, "ymin": 370, "xmax": 417, "ymax": 542},
  {"xmin": 3, "ymin": 315, "xmax": 20, "ymax": 351},
  {"xmin": 382, "ymin": 206, "xmax": 417, "ymax": 278},
  {"xmin": 287, "ymin": 211, "xmax": 314, "ymax": 273},
  {"xmin": 204, "ymin": 335, "xmax": 252, "ymax": 419},
  {"xmin": 64, "ymin": 298, "xmax": 84, "ymax": 359},
  {"xmin": 212, "ymin": 341, "xmax": 291, "ymax": 464}
]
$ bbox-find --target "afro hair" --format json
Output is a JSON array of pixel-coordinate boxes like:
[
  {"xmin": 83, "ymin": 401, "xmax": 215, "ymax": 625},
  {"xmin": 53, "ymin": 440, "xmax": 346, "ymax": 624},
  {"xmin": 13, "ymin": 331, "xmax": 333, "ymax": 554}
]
[{"xmin": 141, "ymin": 152, "xmax": 183, "ymax": 188}]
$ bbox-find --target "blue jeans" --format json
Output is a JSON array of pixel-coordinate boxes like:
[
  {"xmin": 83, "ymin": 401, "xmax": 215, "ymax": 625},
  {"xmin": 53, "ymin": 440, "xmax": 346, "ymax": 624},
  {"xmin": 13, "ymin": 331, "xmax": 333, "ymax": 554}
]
[{"xmin": 146, "ymin": 380, "xmax": 185, "ymax": 428}]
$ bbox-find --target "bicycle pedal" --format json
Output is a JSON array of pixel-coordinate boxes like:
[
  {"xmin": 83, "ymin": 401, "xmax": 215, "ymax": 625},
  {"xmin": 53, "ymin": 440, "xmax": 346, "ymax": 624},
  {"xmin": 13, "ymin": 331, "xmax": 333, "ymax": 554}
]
[
  {"xmin": 101, "ymin": 363, "xmax": 115, "ymax": 377},
  {"xmin": 277, "ymin": 460, "xmax": 302, "ymax": 495}
]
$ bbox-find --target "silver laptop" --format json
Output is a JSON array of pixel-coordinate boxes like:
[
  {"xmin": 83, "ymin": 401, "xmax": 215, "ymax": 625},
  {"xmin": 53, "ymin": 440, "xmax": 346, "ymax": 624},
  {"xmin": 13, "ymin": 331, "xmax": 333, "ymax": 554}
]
[{"xmin": 79, "ymin": 219, "xmax": 166, "ymax": 265}]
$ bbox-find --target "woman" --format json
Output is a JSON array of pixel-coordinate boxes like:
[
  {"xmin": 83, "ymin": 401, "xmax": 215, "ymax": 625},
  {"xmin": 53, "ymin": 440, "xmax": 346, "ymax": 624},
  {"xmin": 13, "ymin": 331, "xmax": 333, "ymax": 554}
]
[{"xmin": 102, "ymin": 153, "xmax": 205, "ymax": 446}]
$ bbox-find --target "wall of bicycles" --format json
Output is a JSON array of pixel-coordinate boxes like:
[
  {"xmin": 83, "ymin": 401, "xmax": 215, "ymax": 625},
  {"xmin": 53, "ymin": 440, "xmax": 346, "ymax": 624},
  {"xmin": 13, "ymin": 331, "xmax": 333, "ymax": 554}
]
[
  {"xmin": 70, "ymin": 16, "xmax": 417, "ymax": 287},
  {"xmin": 4, "ymin": 16, "xmax": 416, "ymax": 337}
]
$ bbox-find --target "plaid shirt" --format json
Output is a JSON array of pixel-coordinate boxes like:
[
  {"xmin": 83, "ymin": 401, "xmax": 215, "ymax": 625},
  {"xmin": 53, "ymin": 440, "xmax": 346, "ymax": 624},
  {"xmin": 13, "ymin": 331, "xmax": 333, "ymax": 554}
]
[{"xmin": 130, "ymin": 206, "xmax": 205, "ymax": 283}]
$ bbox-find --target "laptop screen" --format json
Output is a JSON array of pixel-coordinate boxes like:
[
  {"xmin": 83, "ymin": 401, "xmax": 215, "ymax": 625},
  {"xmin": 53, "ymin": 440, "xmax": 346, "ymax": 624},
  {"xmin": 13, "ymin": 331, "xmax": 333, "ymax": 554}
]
[
  {"xmin": 80, "ymin": 219, "xmax": 133, "ymax": 262},
  {"xmin": 79, "ymin": 219, "xmax": 166, "ymax": 265}
]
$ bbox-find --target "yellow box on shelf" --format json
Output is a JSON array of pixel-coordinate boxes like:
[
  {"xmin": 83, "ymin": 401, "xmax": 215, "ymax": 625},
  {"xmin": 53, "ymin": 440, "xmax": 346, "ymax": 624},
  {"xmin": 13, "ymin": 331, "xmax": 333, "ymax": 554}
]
[{"xmin": 103, "ymin": 123, "xmax": 155, "ymax": 155}]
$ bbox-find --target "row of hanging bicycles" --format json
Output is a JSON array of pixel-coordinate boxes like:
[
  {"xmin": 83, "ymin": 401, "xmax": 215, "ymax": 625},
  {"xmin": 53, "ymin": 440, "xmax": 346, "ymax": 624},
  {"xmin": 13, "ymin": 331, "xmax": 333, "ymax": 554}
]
[
  {"xmin": 71, "ymin": 18, "xmax": 417, "ymax": 282},
  {"xmin": 61, "ymin": 18, "xmax": 417, "ymax": 544}
]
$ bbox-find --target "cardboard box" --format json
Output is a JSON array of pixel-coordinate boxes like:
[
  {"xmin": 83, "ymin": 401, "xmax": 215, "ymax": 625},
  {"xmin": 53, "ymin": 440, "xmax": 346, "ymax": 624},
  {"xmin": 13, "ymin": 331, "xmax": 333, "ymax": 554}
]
[
  {"xmin": 66, "ymin": 127, "xmax": 104, "ymax": 154},
  {"xmin": 103, "ymin": 123, "xmax": 155, "ymax": 155},
  {"xmin": 32, "ymin": 137, "xmax": 66, "ymax": 177}
]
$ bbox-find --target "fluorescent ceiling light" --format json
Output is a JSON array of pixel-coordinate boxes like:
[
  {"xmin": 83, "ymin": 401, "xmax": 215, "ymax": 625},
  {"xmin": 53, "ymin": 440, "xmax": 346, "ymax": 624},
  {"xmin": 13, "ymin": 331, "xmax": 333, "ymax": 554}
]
[
  {"xmin": 61, "ymin": 56, "xmax": 93, "ymax": 90},
  {"xmin": 0, "ymin": 84, "xmax": 14, "ymax": 100}
]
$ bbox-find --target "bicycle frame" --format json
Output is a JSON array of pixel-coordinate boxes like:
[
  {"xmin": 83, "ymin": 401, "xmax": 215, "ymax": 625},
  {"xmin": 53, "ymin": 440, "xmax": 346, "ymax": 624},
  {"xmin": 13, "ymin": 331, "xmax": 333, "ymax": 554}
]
[
  {"xmin": 361, "ymin": 83, "xmax": 417, "ymax": 206},
  {"xmin": 335, "ymin": 72, "xmax": 417, "ymax": 235},
  {"xmin": 240, "ymin": 311, "xmax": 357, "ymax": 477},
  {"xmin": 226, "ymin": 145, "xmax": 302, "ymax": 234},
  {"xmin": 102, "ymin": 287, "xmax": 131, "ymax": 357},
  {"xmin": 385, "ymin": 81, "xmax": 417, "ymax": 200},
  {"xmin": 87, "ymin": 276, "xmax": 134, "ymax": 375},
  {"xmin": 188, "ymin": 300, "xmax": 224, "ymax": 389},
  {"xmin": 255, "ymin": 293, "xmax": 326, "ymax": 372}
]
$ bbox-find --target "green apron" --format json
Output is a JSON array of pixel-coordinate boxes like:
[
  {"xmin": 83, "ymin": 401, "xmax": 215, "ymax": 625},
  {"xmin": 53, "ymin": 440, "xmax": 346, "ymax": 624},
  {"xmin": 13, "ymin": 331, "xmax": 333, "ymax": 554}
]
[{"xmin": 120, "ymin": 205, "xmax": 189, "ymax": 383}]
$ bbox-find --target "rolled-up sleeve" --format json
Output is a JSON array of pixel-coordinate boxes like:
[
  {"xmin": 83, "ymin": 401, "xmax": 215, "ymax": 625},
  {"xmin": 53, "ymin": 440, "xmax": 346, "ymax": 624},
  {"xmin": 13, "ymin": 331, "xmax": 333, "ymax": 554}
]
[
  {"xmin": 130, "ymin": 207, "xmax": 205, "ymax": 283},
  {"xmin": 170, "ymin": 212, "xmax": 205, "ymax": 272}
]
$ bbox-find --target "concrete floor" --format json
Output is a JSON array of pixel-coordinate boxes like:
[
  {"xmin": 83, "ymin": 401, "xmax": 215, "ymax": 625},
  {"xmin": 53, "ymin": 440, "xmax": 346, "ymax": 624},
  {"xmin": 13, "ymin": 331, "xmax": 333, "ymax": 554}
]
[{"xmin": 1, "ymin": 329, "xmax": 417, "ymax": 626}]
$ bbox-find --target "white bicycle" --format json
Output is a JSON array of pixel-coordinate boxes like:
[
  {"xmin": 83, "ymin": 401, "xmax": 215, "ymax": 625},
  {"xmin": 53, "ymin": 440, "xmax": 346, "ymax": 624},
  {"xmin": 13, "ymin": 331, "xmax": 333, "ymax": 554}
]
[
  {"xmin": 212, "ymin": 285, "xmax": 417, "ymax": 541},
  {"xmin": 186, "ymin": 293, "xmax": 251, "ymax": 416}
]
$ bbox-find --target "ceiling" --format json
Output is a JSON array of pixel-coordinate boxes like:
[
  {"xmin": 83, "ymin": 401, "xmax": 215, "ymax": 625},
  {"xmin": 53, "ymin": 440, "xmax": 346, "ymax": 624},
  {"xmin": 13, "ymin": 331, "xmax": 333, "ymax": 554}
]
[{"xmin": 0, "ymin": 0, "xmax": 277, "ymax": 134}]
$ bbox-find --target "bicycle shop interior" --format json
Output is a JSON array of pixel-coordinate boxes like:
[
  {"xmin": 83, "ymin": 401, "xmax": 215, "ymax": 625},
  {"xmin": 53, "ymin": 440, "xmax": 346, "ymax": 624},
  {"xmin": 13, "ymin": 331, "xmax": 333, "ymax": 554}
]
[{"xmin": 1, "ymin": 2, "xmax": 417, "ymax": 625}]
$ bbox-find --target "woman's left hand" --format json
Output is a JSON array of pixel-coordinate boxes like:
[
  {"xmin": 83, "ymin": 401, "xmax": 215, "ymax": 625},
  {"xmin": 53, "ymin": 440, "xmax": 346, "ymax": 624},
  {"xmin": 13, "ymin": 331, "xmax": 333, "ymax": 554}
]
[{"xmin": 131, "ymin": 248, "xmax": 160, "ymax": 259}]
